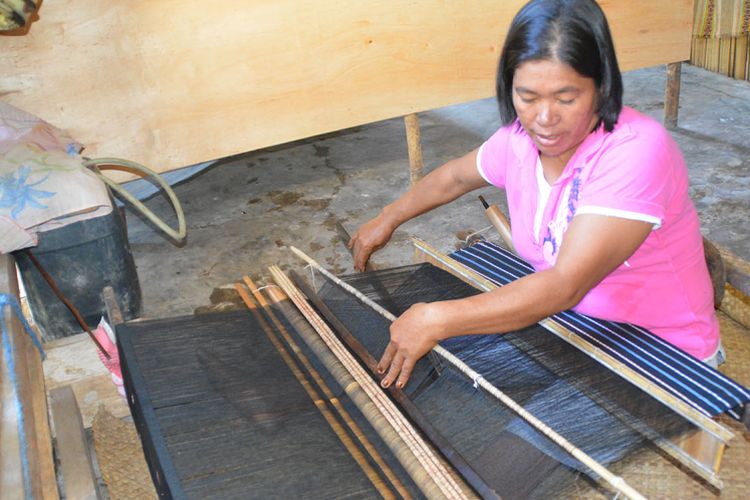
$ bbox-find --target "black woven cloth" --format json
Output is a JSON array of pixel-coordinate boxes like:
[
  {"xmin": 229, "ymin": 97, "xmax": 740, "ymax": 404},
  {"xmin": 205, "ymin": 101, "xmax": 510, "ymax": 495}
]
[
  {"xmin": 314, "ymin": 263, "xmax": 698, "ymax": 498},
  {"xmin": 117, "ymin": 310, "xmax": 420, "ymax": 499}
]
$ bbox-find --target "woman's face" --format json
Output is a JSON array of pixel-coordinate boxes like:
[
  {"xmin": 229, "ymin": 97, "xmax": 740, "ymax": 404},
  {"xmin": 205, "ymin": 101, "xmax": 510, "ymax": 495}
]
[{"xmin": 512, "ymin": 59, "xmax": 599, "ymax": 167}]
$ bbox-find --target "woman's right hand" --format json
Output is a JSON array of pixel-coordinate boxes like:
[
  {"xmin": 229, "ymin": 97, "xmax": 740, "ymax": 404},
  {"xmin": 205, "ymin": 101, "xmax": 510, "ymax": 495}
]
[{"xmin": 349, "ymin": 212, "xmax": 397, "ymax": 271}]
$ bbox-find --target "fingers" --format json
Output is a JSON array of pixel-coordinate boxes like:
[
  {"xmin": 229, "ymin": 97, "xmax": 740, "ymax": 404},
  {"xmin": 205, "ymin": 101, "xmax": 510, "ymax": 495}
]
[
  {"xmin": 351, "ymin": 237, "xmax": 372, "ymax": 272},
  {"xmin": 377, "ymin": 344, "xmax": 417, "ymax": 390},
  {"xmin": 377, "ymin": 342, "xmax": 397, "ymax": 376},
  {"xmin": 381, "ymin": 351, "xmax": 404, "ymax": 389},
  {"xmin": 395, "ymin": 357, "xmax": 416, "ymax": 390}
]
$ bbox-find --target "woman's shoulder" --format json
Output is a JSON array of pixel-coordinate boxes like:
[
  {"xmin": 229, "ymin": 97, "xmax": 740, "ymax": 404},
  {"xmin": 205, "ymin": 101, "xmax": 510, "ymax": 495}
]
[
  {"xmin": 592, "ymin": 106, "xmax": 676, "ymax": 160},
  {"xmin": 611, "ymin": 106, "xmax": 671, "ymax": 141}
]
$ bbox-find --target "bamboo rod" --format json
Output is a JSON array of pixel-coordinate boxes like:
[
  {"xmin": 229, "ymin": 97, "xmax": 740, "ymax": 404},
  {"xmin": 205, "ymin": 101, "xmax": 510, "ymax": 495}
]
[
  {"xmin": 242, "ymin": 276, "xmax": 412, "ymax": 500},
  {"xmin": 269, "ymin": 265, "xmax": 471, "ymax": 500},
  {"xmin": 287, "ymin": 246, "xmax": 646, "ymax": 500},
  {"xmin": 233, "ymin": 282, "xmax": 398, "ymax": 499}
]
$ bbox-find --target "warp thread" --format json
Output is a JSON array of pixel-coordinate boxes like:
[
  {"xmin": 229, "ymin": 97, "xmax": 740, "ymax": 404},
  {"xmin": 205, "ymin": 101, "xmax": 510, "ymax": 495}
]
[
  {"xmin": 304, "ymin": 263, "xmax": 317, "ymax": 291},
  {"xmin": 461, "ymin": 225, "xmax": 494, "ymax": 246},
  {"xmin": 1, "ymin": 293, "xmax": 46, "ymax": 500}
]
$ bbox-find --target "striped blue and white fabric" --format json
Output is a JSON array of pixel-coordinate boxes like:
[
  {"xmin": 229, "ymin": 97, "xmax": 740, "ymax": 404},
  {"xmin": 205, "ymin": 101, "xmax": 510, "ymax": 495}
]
[{"xmin": 450, "ymin": 240, "xmax": 750, "ymax": 421}]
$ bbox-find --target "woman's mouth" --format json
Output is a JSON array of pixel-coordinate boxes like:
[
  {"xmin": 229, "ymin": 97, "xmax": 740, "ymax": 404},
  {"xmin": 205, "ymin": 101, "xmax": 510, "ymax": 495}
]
[{"xmin": 534, "ymin": 132, "xmax": 562, "ymax": 148}]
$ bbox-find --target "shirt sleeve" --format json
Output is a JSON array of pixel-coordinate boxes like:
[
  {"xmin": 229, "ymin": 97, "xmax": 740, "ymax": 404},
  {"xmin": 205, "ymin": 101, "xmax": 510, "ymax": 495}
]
[
  {"xmin": 576, "ymin": 125, "xmax": 682, "ymax": 229},
  {"xmin": 476, "ymin": 124, "xmax": 516, "ymax": 188}
]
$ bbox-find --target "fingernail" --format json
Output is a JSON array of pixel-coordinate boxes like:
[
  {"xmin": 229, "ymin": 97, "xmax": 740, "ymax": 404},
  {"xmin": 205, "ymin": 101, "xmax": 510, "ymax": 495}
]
[
  {"xmin": 381, "ymin": 380, "xmax": 389, "ymax": 388},
  {"xmin": 396, "ymin": 382, "xmax": 403, "ymax": 389}
]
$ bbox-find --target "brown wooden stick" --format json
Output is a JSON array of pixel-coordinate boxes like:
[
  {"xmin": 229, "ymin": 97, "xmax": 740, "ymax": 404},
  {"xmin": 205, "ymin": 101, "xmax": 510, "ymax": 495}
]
[
  {"xmin": 243, "ymin": 276, "xmax": 412, "ymax": 500},
  {"xmin": 23, "ymin": 250, "xmax": 109, "ymax": 359},
  {"xmin": 234, "ymin": 282, "xmax": 397, "ymax": 499}
]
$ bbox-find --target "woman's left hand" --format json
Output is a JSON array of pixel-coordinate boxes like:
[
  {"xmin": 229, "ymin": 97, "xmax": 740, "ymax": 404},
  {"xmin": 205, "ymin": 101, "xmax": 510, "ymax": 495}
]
[{"xmin": 377, "ymin": 302, "xmax": 446, "ymax": 390}]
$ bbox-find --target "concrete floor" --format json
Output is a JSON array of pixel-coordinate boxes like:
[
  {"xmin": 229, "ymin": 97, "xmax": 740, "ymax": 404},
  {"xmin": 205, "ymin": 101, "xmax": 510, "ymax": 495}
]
[{"xmin": 124, "ymin": 64, "xmax": 750, "ymax": 319}]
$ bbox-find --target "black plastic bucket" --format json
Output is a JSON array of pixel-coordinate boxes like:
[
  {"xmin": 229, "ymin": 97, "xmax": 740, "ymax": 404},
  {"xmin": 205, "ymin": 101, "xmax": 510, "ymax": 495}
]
[{"xmin": 14, "ymin": 206, "xmax": 141, "ymax": 341}]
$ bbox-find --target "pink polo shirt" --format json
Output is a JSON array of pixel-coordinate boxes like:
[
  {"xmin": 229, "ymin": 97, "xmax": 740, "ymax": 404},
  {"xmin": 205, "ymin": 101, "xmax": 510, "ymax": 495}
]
[{"xmin": 476, "ymin": 106, "xmax": 719, "ymax": 360}]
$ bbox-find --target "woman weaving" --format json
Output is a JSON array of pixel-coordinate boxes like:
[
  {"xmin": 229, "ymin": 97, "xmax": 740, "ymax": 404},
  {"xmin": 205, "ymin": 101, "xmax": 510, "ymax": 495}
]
[{"xmin": 350, "ymin": 0, "xmax": 722, "ymax": 390}]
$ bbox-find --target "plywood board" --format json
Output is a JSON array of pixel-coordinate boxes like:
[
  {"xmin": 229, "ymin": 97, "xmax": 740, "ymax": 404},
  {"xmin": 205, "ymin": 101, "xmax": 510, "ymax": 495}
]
[{"xmin": 0, "ymin": 1, "xmax": 693, "ymax": 175}]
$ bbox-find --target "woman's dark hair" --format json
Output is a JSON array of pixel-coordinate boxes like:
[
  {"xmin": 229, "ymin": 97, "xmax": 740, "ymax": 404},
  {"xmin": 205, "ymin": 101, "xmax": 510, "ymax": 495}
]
[{"xmin": 496, "ymin": 0, "xmax": 623, "ymax": 132}]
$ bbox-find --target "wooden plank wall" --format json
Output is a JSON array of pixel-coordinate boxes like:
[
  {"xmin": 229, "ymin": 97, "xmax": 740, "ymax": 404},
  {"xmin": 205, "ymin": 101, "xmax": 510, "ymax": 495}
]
[{"xmin": 0, "ymin": 1, "xmax": 692, "ymax": 175}]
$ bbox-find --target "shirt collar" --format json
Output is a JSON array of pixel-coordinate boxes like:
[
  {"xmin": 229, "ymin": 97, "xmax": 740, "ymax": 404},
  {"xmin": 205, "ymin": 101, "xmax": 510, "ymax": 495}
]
[{"xmin": 510, "ymin": 118, "xmax": 611, "ymax": 184}]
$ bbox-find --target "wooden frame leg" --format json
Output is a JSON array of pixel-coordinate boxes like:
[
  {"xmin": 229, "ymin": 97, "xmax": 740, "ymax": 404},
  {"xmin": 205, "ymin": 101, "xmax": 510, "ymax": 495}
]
[
  {"xmin": 404, "ymin": 113, "xmax": 424, "ymax": 186},
  {"xmin": 50, "ymin": 386, "xmax": 98, "ymax": 500},
  {"xmin": 664, "ymin": 62, "xmax": 682, "ymax": 129}
]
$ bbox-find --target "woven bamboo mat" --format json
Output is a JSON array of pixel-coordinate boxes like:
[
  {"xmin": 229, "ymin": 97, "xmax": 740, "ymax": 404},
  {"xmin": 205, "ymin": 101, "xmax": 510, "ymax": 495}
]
[
  {"xmin": 92, "ymin": 406, "xmax": 157, "ymax": 500},
  {"xmin": 722, "ymin": 284, "xmax": 750, "ymax": 330},
  {"xmin": 568, "ymin": 310, "xmax": 750, "ymax": 500}
]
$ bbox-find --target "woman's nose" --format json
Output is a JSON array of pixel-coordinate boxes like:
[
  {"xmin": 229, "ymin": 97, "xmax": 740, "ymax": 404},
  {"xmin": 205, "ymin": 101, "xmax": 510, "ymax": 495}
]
[{"xmin": 536, "ymin": 103, "xmax": 557, "ymax": 126}]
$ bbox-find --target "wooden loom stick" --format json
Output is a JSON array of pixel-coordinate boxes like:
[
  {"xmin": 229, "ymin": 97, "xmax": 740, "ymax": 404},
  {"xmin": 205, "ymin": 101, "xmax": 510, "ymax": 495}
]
[
  {"xmin": 269, "ymin": 266, "xmax": 471, "ymax": 500},
  {"xmin": 411, "ymin": 237, "xmax": 732, "ymax": 487},
  {"xmin": 233, "ymin": 282, "xmax": 398, "ymax": 500},
  {"xmin": 287, "ymin": 270, "xmax": 500, "ymax": 499},
  {"xmin": 287, "ymin": 246, "xmax": 647, "ymax": 500},
  {"xmin": 241, "ymin": 276, "xmax": 412, "ymax": 500},
  {"xmin": 478, "ymin": 195, "xmax": 515, "ymax": 253}
]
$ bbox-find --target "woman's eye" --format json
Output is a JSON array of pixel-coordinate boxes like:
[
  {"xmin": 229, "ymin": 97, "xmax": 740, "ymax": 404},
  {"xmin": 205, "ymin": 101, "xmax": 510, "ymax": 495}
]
[{"xmin": 558, "ymin": 98, "xmax": 575, "ymax": 105}]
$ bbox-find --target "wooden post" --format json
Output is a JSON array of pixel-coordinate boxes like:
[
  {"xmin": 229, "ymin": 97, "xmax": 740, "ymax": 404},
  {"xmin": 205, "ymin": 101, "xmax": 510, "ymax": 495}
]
[
  {"xmin": 102, "ymin": 286, "xmax": 125, "ymax": 326},
  {"xmin": 404, "ymin": 113, "xmax": 424, "ymax": 186},
  {"xmin": 664, "ymin": 62, "xmax": 682, "ymax": 129}
]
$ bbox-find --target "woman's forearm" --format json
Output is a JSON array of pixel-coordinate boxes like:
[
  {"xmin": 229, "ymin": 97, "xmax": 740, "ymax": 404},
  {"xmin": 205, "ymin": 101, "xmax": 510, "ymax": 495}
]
[
  {"xmin": 379, "ymin": 149, "xmax": 485, "ymax": 230},
  {"xmin": 432, "ymin": 268, "xmax": 578, "ymax": 341}
]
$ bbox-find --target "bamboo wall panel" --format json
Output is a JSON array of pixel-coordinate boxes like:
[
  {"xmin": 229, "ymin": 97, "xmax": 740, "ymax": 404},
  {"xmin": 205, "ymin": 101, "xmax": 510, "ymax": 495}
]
[
  {"xmin": 691, "ymin": 35, "xmax": 750, "ymax": 80},
  {"xmin": 690, "ymin": 1, "xmax": 750, "ymax": 81},
  {"xmin": 0, "ymin": 1, "xmax": 693, "ymax": 174}
]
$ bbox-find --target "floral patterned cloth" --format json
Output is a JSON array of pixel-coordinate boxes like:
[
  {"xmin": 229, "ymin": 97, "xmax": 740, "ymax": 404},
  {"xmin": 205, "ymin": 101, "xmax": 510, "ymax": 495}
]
[{"xmin": 0, "ymin": 102, "xmax": 111, "ymax": 253}]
